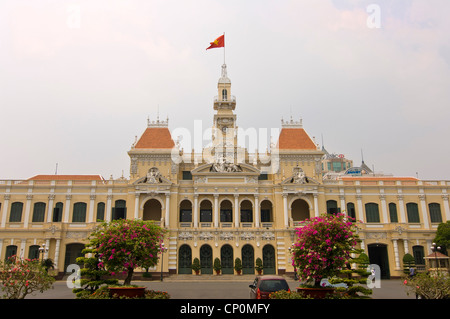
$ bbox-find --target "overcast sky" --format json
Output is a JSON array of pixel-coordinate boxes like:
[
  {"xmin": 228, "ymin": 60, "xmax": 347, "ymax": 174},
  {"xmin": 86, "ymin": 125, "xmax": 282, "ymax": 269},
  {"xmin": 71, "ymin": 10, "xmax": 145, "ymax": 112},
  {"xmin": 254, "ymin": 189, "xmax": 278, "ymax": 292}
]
[{"xmin": 1, "ymin": 0, "xmax": 449, "ymax": 181}]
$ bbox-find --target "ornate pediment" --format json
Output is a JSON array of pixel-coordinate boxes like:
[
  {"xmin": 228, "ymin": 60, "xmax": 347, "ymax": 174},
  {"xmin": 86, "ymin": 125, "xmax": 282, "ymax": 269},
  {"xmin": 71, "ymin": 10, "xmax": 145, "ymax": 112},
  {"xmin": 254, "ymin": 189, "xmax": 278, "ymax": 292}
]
[
  {"xmin": 281, "ymin": 166, "xmax": 319, "ymax": 185},
  {"xmin": 133, "ymin": 167, "xmax": 172, "ymax": 186},
  {"xmin": 191, "ymin": 162, "xmax": 260, "ymax": 175}
]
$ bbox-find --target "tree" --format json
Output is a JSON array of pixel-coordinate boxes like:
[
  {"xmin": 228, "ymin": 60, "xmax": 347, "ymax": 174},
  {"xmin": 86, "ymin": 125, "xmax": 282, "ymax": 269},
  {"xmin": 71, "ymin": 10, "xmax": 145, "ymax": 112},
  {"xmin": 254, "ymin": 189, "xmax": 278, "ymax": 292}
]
[
  {"xmin": 88, "ymin": 219, "xmax": 166, "ymax": 286},
  {"xmin": 402, "ymin": 253, "xmax": 415, "ymax": 274},
  {"xmin": 234, "ymin": 258, "xmax": 242, "ymax": 274},
  {"xmin": 292, "ymin": 213, "xmax": 360, "ymax": 287},
  {"xmin": 433, "ymin": 221, "xmax": 450, "ymax": 255},
  {"xmin": 0, "ymin": 256, "xmax": 55, "ymax": 299},
  {"xmin": 191, "ymin": 258, "xmax": 201, "ymax": 274},
  {"xmin": 255, "ymin": 258, "xmax": 263, "ymax": 274},
  {"xmin": 213, "ymin": 258, "xmax": 221, "ymax": 274},
  {"xmin": 72, "ymin": 245, "xmax": 118, "ymax": 298}
]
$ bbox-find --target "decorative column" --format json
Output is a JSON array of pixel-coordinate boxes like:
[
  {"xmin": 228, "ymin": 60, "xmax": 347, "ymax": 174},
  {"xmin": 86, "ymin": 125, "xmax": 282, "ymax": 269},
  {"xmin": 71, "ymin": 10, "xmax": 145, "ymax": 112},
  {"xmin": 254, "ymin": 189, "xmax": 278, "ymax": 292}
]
[
  {"xmin": 54, "ymin": 239, "xmax": 61, "ymax": 271},
  {"xmin": 403, "ymin": 239, "xmax": 409, "ymax": 254},
  {"xmin": 63, "ymin": 194, "xmax": 72, "ymax": 223},
  {"xmin": 214, "ymin": 194, "xmax": 219, "ymax": 228},
  {"xmin": 397, "ymin": 193, "xmax": 406, "ymax": 223},
  {"xmin": 105, "ymin": 194, "xmax": 113, "ymax": 221},
  {"xmin": 392, "ymin": 239, "xmax": 401, "ymax": 270},
  {"xmin": 283, "ymin": 194, "xmax": 289, "ymax": 228},
  {"xmin": 193, "ymin": 194, "xmax": 199, "ymax": 228},
  {"xmin": 419, "ymin": 194, "xmax": 429, "ymax": 229},
  {"xmin": 1, "ymin": 195, "xmax": 10, "ymax": 228},
  {"xmin": 47, "ymin": 194, "xmax": 55, "ymax": 223},
  {"xmin": 356, "ymin": 194, "xmax": 364, "ymax": 223},
  {"xmin": 380, "ymin": 194, "xmax": 388, "ymax": 224},
  {"xmin": 23, "ymin": 194, "xmax": 33, "ymax": 228},
  {"xmin": 165, "ymin": 194, "xmax": 170, "ymax": 227},
  {"xmin": 234, "ymin": 194, "xmax": 239, "ymax": 228},
  {"xmin": 88, "ymin": 195, "xmax": 96, "ymax": 223},
  {"xmin": 45, "ymin": 239, "xmax": 50, "ymax": 260},
  {"xmin": 134, "ymin": 193, "xmax": 140, "ymax": 219},
  {"xmin": 442, "ymin": 194, "xmax": 450, "ymax": 221},
  {"xmin": 254, "ymin": 195, "xmax": 259, "ymax": 228},
  {"xmin": 313, "ymin": 193, "xmax": 319, "ymax": 217}
]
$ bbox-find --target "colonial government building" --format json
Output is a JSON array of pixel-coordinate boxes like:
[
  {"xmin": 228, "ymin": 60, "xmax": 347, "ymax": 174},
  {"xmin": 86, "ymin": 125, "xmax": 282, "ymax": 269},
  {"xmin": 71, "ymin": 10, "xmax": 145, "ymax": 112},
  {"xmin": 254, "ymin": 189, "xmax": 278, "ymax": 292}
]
[{"xmin": 1, "ymin": 64, "xmax": 449, "ymax": 279}]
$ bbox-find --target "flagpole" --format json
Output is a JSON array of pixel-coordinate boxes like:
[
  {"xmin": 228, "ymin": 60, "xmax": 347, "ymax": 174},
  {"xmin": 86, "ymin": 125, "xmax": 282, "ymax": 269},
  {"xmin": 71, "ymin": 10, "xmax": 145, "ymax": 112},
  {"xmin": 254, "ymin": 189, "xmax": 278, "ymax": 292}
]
[{"xmin": 223, "ymin": 32, "xmax": 226, "ymax": 65}]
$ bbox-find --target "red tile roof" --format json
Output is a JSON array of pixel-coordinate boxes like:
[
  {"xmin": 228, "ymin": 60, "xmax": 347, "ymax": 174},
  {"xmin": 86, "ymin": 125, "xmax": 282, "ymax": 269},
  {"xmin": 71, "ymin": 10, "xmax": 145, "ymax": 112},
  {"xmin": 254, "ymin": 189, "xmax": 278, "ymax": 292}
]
[
  {"xmin": 134, "ymin": 127, "xmax": 175, "ymax": 149},
  {"xmin": 277, "ymin": 128, "xmax": 317, "ymax": 150},
  {"xmin": 28, "ymin": 175, "xmax": 104, "ymax": 181}
]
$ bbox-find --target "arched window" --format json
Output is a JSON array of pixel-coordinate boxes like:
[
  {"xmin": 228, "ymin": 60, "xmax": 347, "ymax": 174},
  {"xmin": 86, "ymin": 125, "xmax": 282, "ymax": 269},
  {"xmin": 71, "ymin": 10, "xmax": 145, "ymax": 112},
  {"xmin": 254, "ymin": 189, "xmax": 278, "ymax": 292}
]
[
  {"xmin": 428, "ymin": 203, "xmax": 442, "ymax": 223},
  {"xmin": 96, "ymin": 202, "xmax": 105, "ymax": 221},
  {"xmin": 179, "ymin": 200, "xmax": 192, "ymax": 223},
  {"xmin": 28, "ymin": 245, "xmax": 40, "ymax": 260},
  {"xmin": 32, "ymin": 202, "xmax": 46, "ymax": 222},
  {"xmin": 347, "ymin": 202, "xmax": 356, "ymax": 220},
  {"xmin": 9, "ymin": 202, "xmax": 23, "ymax": 222},
  {"xmin": 365, "ymin": 203, "xmax": 380, "ymax": 223},
  {"xmin": 389, "ymin": 203, "xmax": 398, "ymax": 222},
  {"xmin": 72, "ymin": 202, "xmax": 87, "ymax": 223},
  {"xmin": 5, "ymin": 245, "xmax": 17, "ymax": 260},
  {"xmin": 53, "ymin": 202, "xmax": 63, "ymax": 222},
  {"xmin": 222, "ymin": 89, "xmax": 228, "ymax": 100},
  {"xmin": 240, "ymin": 200, "xmax": 253, "ymax": 223},
  {"xmin": 220, "ymin": 200, "xmax": 232, "ymax": 223},
  {"xmin": 406, "ymin": 203, "xmax": 420, "ymax": 223},
  {"xmin": 200, "ymin": 200, "xmax": 212, "ymax": 223},
  {"xmin": 112, "ymin": 200, "xmax": 127, "ymax": 220},
  {"xmin": 326, "ymin": 200, "xmax": 339, "ymax": 215}
]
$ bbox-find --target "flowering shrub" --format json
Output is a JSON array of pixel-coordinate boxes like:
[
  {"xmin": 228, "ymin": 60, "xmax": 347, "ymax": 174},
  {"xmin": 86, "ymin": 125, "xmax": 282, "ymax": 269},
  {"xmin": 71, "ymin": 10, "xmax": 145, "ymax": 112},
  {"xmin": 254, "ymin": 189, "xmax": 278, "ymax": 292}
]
[
  {"xmin": 88, "ymin": 219, "xmax": 166, "ymax": 286},
  {"xmin": 404, "ymin": 272, "xmax": 450, "ymax": 299},
  {"xmin": 292, "ymin": 213, "xmax": 360, "ymax": 287},
  {"xmin": 0, "ymin": 256, "xmax": 55, "ymax": 299}
]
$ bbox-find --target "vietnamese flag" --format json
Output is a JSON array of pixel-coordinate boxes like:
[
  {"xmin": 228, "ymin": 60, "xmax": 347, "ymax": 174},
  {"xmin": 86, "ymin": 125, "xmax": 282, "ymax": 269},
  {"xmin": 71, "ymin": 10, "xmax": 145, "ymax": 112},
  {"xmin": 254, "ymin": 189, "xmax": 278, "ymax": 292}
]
[{"xmin": 206, "ymin": 34, "xmax": 225, "ymax": 50}]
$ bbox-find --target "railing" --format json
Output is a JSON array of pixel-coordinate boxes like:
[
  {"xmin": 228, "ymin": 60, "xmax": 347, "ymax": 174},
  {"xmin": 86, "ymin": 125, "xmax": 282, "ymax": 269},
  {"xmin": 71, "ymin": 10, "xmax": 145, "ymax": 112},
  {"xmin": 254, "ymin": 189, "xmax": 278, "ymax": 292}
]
[{"xmin": 213, "ymin": 95, "xmax": 236, "ymax": 103}]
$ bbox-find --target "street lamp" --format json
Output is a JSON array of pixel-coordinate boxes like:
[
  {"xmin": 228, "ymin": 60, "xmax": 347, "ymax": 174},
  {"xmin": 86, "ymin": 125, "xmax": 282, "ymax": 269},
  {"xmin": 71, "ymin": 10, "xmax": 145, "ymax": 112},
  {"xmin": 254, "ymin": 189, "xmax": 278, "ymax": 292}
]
[
  {"xmin": 38, "ymin": 243, "xmax": 48, "ymax": 262},
  {"xmin": 431, "ymin": 242, "xmax": 442, "ymax": 273},
  {"xmin": 160, "ymin": 242, "xmax": 168, "ymax": 281}
]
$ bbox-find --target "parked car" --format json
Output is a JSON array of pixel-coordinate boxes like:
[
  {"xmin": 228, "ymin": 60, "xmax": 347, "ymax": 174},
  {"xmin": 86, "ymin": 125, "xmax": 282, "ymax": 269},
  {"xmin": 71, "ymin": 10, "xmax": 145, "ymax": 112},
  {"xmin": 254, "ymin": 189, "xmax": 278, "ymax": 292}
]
[{"xmin": 249, "ymin": 275, "xmax": 290, "ymax": 299}]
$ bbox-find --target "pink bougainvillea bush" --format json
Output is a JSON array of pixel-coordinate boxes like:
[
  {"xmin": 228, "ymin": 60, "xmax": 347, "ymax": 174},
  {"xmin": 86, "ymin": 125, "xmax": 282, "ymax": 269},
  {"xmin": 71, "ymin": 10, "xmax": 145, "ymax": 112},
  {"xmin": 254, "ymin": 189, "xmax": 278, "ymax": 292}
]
[
  {"xmin": 89, "ymin": 219, "xmax": 166, "ymax": 286},
  {"xmin": 292, "ymin": 213, "xmax": 360, "ymax": 287}
]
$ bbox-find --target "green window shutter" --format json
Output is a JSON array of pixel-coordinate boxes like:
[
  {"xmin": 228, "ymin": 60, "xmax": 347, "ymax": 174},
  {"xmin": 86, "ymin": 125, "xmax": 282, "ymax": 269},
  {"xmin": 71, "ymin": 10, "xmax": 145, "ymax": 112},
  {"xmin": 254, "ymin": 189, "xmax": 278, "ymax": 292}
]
[
  {"xmin": 9, "ymin": 202, "xmax": 23, "ymax": 222},
  {"xmin": 406, "ymin": 203, "xmax": 420, "ymax": 223},
  {"xmin": 32, "ymin": 202, "xmax": 46, "ymax": 222},
  {"xmin": 96, "ymin": 202, "xmax": 105, "ymax": 221},
  {"xmin": 53, "ymin": 202, "xmax": 63, "ymax": 222},
  {"xmin": 72, "ymin": 202, "xmax": 87, "ymax": 222},
  {"xmin": 365, "ymin": 203, "xmax": 380, "ymax": 223},
  {"xmin": 428, "ymin": 203, "xmax": 442, "ymax": 223},
  {"xmin": 389, "ymin": 203, "xmax": 398, "ymax": 222}
]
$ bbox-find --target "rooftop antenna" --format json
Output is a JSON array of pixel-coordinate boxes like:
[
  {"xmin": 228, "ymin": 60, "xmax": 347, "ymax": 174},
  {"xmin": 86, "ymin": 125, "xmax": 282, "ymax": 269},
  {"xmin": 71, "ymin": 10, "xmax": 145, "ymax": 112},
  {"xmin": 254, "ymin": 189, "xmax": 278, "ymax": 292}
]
[{"xmin": 55, "ymin": 163, "xmax": 58, "ymax": 175}]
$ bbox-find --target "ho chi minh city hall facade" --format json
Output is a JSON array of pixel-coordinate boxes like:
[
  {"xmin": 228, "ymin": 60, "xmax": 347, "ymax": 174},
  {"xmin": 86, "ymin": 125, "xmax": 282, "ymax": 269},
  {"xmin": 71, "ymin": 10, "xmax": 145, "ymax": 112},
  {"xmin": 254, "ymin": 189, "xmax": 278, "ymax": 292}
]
[{"xmin": 1, "ymin": 63, "xmax": 449, "ymax": 280}]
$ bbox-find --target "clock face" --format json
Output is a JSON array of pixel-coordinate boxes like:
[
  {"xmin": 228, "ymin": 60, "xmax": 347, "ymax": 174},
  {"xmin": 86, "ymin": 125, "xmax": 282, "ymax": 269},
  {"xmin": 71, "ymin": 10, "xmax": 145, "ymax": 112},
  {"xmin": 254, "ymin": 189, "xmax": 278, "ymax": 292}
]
[{"xmin": 222, "ymin": 126, "xmax": 227, "ymax": 133}]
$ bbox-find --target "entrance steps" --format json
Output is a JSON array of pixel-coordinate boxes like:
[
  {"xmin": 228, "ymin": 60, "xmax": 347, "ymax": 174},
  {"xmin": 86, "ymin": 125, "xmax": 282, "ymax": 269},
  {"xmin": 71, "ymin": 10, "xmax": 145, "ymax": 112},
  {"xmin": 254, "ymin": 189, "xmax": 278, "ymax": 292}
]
[{"xmin": 163, "ymin": 274, "xmax": 293, "ymax": 282}]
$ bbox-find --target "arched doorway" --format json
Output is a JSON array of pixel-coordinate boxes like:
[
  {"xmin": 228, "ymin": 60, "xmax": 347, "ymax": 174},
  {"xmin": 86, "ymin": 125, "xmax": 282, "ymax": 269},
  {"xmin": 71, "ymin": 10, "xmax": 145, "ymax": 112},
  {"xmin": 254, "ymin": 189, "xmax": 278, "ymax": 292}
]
[
  {"xmin": 242, "ymin": 244, "xmax": 254, "ymax": 275},
  {"xmin": 368, "ymin": 243, "xmax": 390, "ymax": 279},
  {"xmin": 291, "ymin": 199, "xmax": 309, "ymax": 222},
  {"xmin": 263, "ymin": 244, "xmax": 276, "ymax": 274},
  {"xmin": 64, "ymin": 243, "xmax": 85, "ymax": 274},
  {"xmin": 200, "ymin": 244, "xmax": 213, "ymax": 274},
  {"xmin": 221, "ymin": 244, "xmax": 234, "ymax": 274},
  {"xmin": 143, "ymin": 199, "xmax": 162, "ymax": 222},
  {"xmin": 178, "ymin": 245, "xmax": 192, "ymax": 274}
]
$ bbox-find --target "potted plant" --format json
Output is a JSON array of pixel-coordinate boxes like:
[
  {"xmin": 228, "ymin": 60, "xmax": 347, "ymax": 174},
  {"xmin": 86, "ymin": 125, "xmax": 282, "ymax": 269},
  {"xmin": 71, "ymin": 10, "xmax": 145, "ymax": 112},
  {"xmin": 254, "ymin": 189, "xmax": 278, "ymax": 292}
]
[
  {"xmin": 234, "ymin": 257, "xmax": 242, "ymax": 275},
  {"xmin": 255, "ymin": 258, "xmax": 263, "ymax": 275},
  {"xmin": 191, "ymin": 258, "xmax": 201, "ymax": 275},
  {"xmin": 292, "ymin": 213, "xmax": 360, "ymax": 298},
  {"xmin": 213, "ymin": 257, "xmax": 222, "ymax": 275}
]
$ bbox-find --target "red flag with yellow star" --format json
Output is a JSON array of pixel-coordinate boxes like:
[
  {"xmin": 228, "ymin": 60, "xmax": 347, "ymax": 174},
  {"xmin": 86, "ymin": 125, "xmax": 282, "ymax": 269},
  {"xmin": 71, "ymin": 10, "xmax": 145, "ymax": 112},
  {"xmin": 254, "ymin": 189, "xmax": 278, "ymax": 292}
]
[{"xmin": 206, "ymin": 34, "xmax": 224, "ymax": 50}]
